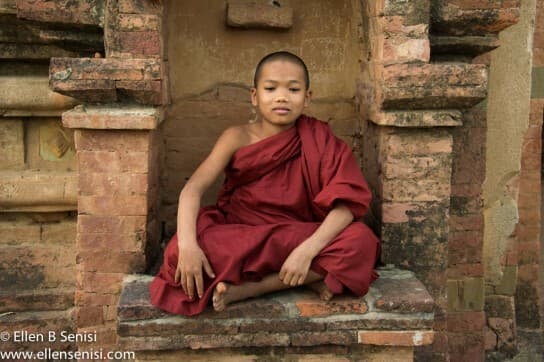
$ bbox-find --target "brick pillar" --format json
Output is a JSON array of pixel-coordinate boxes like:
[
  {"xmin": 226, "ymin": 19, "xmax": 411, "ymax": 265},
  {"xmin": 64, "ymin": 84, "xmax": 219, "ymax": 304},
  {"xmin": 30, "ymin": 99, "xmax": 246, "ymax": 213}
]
[
  {"xmin": 63, "ymin": 106, "xmax": 161, "ymax": 349},
  {"xmin": 359, "ymin": 1, "xmax": 493, "ymax": 361}
]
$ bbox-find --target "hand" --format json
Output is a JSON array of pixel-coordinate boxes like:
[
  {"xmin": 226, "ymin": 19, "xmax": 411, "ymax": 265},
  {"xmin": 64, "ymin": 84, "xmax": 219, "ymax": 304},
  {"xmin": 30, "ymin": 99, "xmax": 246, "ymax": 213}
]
[
  {"xmin": 279, "ymin": 243, "xmax": 315, "ymax": 286},
  {"xmin": 174, "ymin": 241, "xmax": 215, "ymax": 299}
]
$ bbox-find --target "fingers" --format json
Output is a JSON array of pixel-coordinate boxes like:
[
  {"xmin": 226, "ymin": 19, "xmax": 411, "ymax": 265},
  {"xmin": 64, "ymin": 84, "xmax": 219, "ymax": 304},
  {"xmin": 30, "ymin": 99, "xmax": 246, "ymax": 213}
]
[
  {"xmin": 180, "ymin": 272, "xmax": 188, "ymax": 295},
  {"xmin": 203, "ymin": 258, "xmax": 216, "ymax": 279},
  {"xmin": 186, "ymin": 272, "xmax": 196, "ymax": 299},
  {"xmin": 195, "ymin": 273, "xmax": 204, "ymax": 299}
]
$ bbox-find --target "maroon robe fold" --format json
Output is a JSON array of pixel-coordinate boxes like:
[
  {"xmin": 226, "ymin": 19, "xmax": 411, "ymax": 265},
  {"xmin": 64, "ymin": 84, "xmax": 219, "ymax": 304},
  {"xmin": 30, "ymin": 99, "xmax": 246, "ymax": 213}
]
[{"xmin": 149, "ymin": 115, "xmax": 380, "ymax": 316}]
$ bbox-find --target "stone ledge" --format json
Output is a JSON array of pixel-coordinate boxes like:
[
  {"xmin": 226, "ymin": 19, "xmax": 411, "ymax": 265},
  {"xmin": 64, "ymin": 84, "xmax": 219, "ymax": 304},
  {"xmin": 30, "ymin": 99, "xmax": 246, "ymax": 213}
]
[
  {"xmin": 0, "ymin": 170, "xmax": 77, "ymax": 212},
  {"xmin": 62, "ymin": 104, "xmax": 163, "ymax": 130},
  {"xmin": 226, "ymin": 0, "xmax": 293, "ymax": 30},
  {"xmin": 117, "ymin": 267, "xmax": 434, "ymax": 351},
  {"xmin": 371, "ymin": 110, "xmax": 463, "ymax": 127}
]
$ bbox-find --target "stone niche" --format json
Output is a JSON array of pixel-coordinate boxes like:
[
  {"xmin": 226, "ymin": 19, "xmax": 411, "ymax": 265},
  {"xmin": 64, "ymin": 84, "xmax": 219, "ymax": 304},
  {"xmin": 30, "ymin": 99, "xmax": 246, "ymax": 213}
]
[{"xmin": 160, "ymin": 0, "xmax": 365, "ymax": 236}]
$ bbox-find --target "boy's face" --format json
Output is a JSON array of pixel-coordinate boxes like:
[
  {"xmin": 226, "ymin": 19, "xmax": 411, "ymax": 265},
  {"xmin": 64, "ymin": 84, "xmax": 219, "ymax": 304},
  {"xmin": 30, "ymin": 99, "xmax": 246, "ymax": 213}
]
[{"xmin": 251, "ymin": 60, "xmax": 311, "ymax": 129}]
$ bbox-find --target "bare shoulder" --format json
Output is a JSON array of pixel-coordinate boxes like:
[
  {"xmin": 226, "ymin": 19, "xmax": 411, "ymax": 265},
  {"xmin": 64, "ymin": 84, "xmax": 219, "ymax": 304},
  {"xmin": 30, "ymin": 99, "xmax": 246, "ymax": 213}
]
[{"xmin": 215, "ymin": 124, "xmax": 252, "ymax": 153}]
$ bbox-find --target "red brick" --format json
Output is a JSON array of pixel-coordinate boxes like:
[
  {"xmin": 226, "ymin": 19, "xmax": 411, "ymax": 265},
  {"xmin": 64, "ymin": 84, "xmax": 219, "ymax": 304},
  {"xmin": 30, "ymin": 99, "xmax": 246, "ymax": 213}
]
[
  {"xmin": 295, "ymin": 296, "xmax": 368, "ymax": 317},
  {"xmin": 357, "ymin": 331, "xmax": 434, "ymax": 346},
  {"xmin": 451, "ymin": 182, "xmax": 481, "ymax": 197},
  {"xmin": 75, "ymin": 130, "xmax": 151, "ymax": 152},
  {"xmin": 78, "ymin": 324, "xmax": 118, "ymax": 346},
  {"xmin": 517, "ymin": 207, "xmax": 541, "ymax": 223},
  {"xmin": 78, "ymin": 151, "xmax": 120, "ymax": 173},
  {"xmin": 16, "ymin": 0, "xmax": 102, "ymax": 26},
  {"xmin": 484, "ymin": 326, "xmax": 497, "ymax": 350},
  {"xmin": 449, "ymin": 231, "xmax": 482, "ymax": 264},
  {"xmin": 78, "ymin": 195, "xmax": 148, "ymax": 216},
  {"xmin": 78, "ymin": 215, "xmax": 146, "ymax": 234},
  {"xmin": 517, "ymin": 226, "xmax": 540, "ymax": 243},
  {"xmin": 448, "ymin": 332, "xmax": 484, "ymax": 361},
  {"xmin": 117, "ymin": 31, "xmax": 161, "ymax": 56},
  {"xmin": 75, "ymin": 290, "xmax": 120, "ymax": 307},
  {"xmin": 77, "ymin": 231, "xmax": 145, "ymax": 252},
  {"xmin": 75, "ymin": 306, "xmax": 104, "ymax": 327},
  {"xmin": 450, "ymin": 215, "xmax": 483, "ymax": 232},
  {"xmin": 79, "ymin": 173, "xmax": 149, "ymax": 196},
  {"xmin": 291, "ymin": 331, "xmax": 356, "ymax": 346},
  {"xmin": 76, "ymin": 272, "xmax": 124, "ymax": 294},
  {"xmin": 77, "ymin": 250, "xmax": 146, "ymax": 273},
  {"xmin": 517, "ymin": 242, "xmax": 540, "ymax": 265},
  {"xmin": 447, "ymin": 311, "xmax": 485, "ymax": 332}
]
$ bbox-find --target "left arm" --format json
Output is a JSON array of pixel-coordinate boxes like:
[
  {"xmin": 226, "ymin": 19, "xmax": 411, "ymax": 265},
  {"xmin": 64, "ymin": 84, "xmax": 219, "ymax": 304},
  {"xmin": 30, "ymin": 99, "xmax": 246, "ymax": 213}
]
[{"xmin": 279, "ymin": 202, "xmax": 354, "ymax": 286}]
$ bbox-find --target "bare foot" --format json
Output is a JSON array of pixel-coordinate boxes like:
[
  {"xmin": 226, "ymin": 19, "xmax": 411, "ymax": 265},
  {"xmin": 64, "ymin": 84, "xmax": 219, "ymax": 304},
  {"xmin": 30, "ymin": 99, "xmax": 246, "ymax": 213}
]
[
  {"xmin": 212, "ymin": 282, "xmax": 232, "ymax": 311},
  {"xmin": 307, "ymin": 281, "xmax": 334, "ymax": 301}
]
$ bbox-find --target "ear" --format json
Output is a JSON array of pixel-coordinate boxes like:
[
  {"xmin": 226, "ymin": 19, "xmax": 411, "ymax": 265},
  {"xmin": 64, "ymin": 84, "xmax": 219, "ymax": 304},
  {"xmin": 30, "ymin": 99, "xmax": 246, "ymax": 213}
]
[
  {"xmin": 250, "ymin": 87, "xmax": 258, "ymax": 106},
  {"xmin": 304, "ymin": 90, "xmax": 312, "ymax": 107}
]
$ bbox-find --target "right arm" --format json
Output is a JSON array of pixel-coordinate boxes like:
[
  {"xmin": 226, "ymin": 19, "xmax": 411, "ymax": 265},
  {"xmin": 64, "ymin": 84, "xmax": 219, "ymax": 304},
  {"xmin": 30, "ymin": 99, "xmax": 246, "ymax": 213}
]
[{"xmin": 174, "ymin": 127, "xmax": 247, "ymax": 299}]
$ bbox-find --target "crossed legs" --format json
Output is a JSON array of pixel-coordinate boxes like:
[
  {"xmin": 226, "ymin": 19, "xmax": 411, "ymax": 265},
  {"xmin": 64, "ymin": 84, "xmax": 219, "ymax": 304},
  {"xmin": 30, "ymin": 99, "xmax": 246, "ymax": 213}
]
[{"xmin": 212, "ymin": 271, "xmax": 333, "ymax": 311}]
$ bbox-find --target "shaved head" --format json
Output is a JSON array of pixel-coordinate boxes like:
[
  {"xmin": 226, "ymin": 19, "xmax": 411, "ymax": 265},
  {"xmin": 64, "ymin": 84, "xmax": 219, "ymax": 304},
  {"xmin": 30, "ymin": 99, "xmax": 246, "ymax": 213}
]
[{"xmin": 253, "ymin": 51, "xmax": 310, "ymax": 89}]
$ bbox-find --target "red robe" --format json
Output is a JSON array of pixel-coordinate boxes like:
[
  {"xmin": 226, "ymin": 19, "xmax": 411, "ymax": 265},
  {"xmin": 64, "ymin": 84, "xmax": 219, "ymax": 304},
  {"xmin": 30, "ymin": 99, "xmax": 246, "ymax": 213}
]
[{"xmin": 149, "ymin": 115, "xmax": 380, "ymax": 316}]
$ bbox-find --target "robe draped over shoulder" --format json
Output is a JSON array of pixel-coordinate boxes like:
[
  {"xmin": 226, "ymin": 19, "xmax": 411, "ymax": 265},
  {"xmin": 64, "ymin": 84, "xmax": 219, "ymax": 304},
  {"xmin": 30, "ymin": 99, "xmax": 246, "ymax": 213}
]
[{"xmin": 149, "ymin": 115, "xmax": 380, "ymax": 316}]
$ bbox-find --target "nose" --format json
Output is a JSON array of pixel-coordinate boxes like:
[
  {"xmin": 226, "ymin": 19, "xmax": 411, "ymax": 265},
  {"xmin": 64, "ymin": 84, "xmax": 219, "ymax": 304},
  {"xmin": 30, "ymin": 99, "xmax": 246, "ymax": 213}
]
[{"xmin": 275, "ymin": 93, "xmax": 288, "ymax": 102}]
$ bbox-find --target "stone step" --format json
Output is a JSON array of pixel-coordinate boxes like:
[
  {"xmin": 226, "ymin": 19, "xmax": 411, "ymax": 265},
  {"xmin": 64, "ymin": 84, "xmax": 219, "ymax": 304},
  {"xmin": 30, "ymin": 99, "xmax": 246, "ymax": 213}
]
[
  {"xmin": 381, "ymin": 63, "xmax": 488, "ymax": 110},
  {"xmin": 117, "ymin": 267, "xmax": 435, "ymax": 353},
  {"xmin": 430, "ymin": 35, "xmax": 500, "ymax": 57}
]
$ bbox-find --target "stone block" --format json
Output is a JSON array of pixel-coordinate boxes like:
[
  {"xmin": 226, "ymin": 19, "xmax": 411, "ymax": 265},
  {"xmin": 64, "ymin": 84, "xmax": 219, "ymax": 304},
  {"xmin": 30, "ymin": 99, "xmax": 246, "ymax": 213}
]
[
  {"xmin": 63, "ymin": 105, "xmax": 163, "ymax": 130},
  {"xmin": 0, "ymin": 75, "xmax": 77, "ymax": 116},
  {"xmin": 78, "ymin": 195, "xmax": 147, "ymax": 216},
  {"xmin": 116, "ymin": 80, "xmax": 163, "ymax": 105},
  {"xmin": 430, "ymin": 35, "xmax": 500, "ymax": 56},
  {"xmin": 0, "ymin": 170, "xmax": 77, "ymax": 212},
  {"xmin": 0, "ymin": 287, "xmax": 74, "ymax": 312},
  {"xmin": 358, "ymin": 331, "xmax": 434, "ymax": 346},
  {"xmin": 373, "ymin": 274, "xmax": 435, "ymax": 313},
  {"xmin": 50, "ymin": 58, "xmax": 162, "ymax": 81},
  {"xmin": 77, "ymin": 231, "xmax": 145, "ymax": 253},
  {"xmin": 118, "ymin": 0, "xmax": 161, "ymax": 15},
  {"xmin": 447, "ymin": 277, "xmax": 484, "ymax": 312},
  {"xmin": 117, "ymin": 13, "xmax": 160, "ymax": 31},
  {"xmin": 431, "ymin": 1, "xmax": 520, "ymax": 36},
  {"xmin": 372, "ymin": 110, "xmax": 462, "ymax": 127},
  {"xmin": 446, "ymin": 311, "xmax": 485, "ymax": 332},
  {"xmin": 0, "ymin": 245, "xmax": 75, "ymax": 290},
  {"xmin": 485, "ymin": 295, "xmax": 515, "ymax": 319},
  {"xmin": 116, "ymin": 31, "xmax": 161, "ymax": 57},
  {"xmin": 495, "ymin": 265, "xmax": 517, "ymax": 295},
  {"xmin": 226, "ymin": 0, "xmax": 293, "ymax": 29},
  {"xmin": 16, "ymin": 0, "xmax": 103, "ymax": 27},
  {"xmin": 0, "ymin": 309, "xmax": 74, "ymax": 352},
  {"xmin": 0, "ymin": 119, "xmax": 24, "ymax": 170},
  {"xmin": 41, "ymin": 219, "xmax": 76, "ymax": 245},
  {"xmin": 381, "ymin": 63, "xmax": 488, "ymax": 109},
  {"xmin": 291, "ymin": 331, "xmax": 356, "ymax": 346},
  {"xmin": 295, "ymin": 295, "xmax": 368, "ymax": 317},
  {"xmin": 487, "ymin": 318, "xmax": 516, "ymax": 353}
]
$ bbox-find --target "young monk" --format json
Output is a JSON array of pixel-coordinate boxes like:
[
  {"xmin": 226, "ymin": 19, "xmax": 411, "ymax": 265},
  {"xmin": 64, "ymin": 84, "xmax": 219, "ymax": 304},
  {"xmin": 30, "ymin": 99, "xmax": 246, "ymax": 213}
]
[{"xmin": 149, "ymin": 51, "xmax": 380, "ymax": 316}]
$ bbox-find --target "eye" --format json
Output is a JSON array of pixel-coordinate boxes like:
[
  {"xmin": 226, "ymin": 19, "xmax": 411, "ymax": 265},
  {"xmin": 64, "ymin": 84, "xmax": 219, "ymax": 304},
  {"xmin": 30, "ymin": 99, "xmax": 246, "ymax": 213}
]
[
  {"xmin": 289, "ymin": 88, "xmax": 300, "ymax": 92},
  {"xmin": 264, "ymin": 87, "xmax": 275, "ymax": 91}
]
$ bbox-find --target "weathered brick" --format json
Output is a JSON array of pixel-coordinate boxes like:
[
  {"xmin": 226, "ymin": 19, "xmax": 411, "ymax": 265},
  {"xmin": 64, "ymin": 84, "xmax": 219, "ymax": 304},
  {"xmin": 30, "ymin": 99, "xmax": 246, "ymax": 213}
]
[
  {"xmin": 118, "ymin": 0, "xmax": 161, "ymax": 15},
  {"xmin": 295, "ymin": 295, "xmax": 368, "ymax": 317},
  {"xmin": 291, "ymin": 331, "xmax": 356, "ymax": 346},
  {"xmin": 77, "ymin": 231, "xmax": 145, "ymax": 253},
  {"xmin": 448, "ymin": 332, "xmax": 484, "ymax": 361},
  {"xmin": 226, "ymin": 0, "xmax": 293, "ymax": 29},
  {"xmin": 118, "ymin": 13, "xmax": 160, "ymax": 31},
  {"xmin": 447, "ymin": 263, "xmax": 484, "ymax": 278},
  {"xmin": 381, "ymin": 63, "xmax": 488, "ymax": 109},
  {"xmin": 78, "ymin": 195, "xmax": 148, "ymax": 216},
  {"xmin": 0, "ymin": 119, "xmax": 24, "ymax": 170},
  {"xmin": 487, "ymin": 318, "xmax": 516, "ymax": 353},
  {"xmin": 382, "ymin": 179, "xmax": 451, "ymax": 202},
  {"xmin": 50, "ymin": 58, "xmax": 161, "ymax": 81},
  {"xmin": 449, "ymin": 230, "xmax": 482, "ymax": 264},
  {"xmin": 358, "ymin": 331, "xmax": 434, "ymax": 346},
  {"xmin": 76, "ymin": 250, "xmax": 146, "ymax": 273},
  {"xmin": 41, "ymin": 220, "xmax": 76, "ymax": 245},
  {"xmin": 373, "ymin": 275, "xmax": 435, "ymax": 313},
  {"xmin": 75, "ymin": 130, "xmax": 152, "ymax": 152},
  {"xmin": 76, "ymin": 272, "xmax": 124, "ymax": 294},
  {"xmin": 116, "ymin": 80, "xmax": 164, "ymax": 105},
  {"xmin": 65, "ymin": 107, "xmax": 162, "ymax": 130},
  {"xmin": 448, "ymin": 278, "xmax": 484, "ymax": 312},
  {"xmin": 446, "ymin": 311, "xmax": 485, "ymax": 332},
  {"xmin": 16, "ymin": 0, "xmax": 104, "ymax": 26},
  {"xmin": 116, "ymin": 31, "xmax": 161, "ymax": 56},
  {"xmin": 517, "ymin": 241, "xmax": 540, "ymax": 265},
  {"xmin": 0, "ymin": 221, "xmax": 41, "ymax": 245},
  {"xmin": 75, "ymin": 290, "xmax": 120, "ymax": 307},
  {"xmin": 382, "ymin": 129, "xmax": 453, "ymax": 156},
  {"xmin": 75, "ymin": 305, "xmax": 104, "ymax": 327},
  {"xmin": 78, "ymin": 215, "xmax": 146, "ymax": 234},
  {"xmin": 79, "ymin": 173, "xmax": 149, "ymax": 196},
  {"xmin": 485, "ymin": 295, "xmax": 515, "ymax": 319}
]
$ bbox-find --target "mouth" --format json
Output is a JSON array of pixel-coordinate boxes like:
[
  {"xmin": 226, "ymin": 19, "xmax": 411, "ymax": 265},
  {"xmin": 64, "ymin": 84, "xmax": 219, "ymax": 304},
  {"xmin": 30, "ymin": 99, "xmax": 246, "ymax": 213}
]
[{"xmin": 272, "ymin": 107, "xmax": 290, "ymax": 115}]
